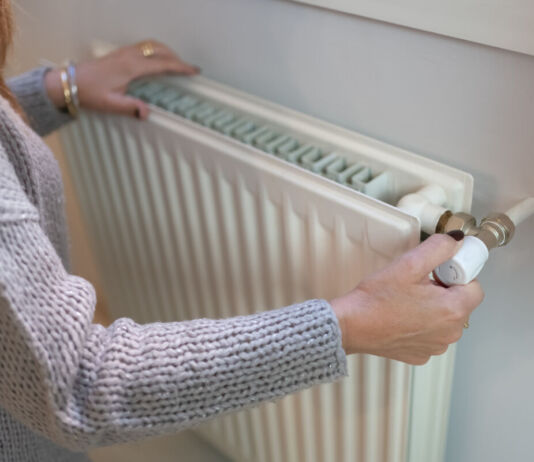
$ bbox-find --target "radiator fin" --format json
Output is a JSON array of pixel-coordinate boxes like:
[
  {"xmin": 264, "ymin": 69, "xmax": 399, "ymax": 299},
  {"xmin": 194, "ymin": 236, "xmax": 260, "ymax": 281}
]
[{"xmin": 60, "ymin": 104, "xmax": 457, "ymax": 462}]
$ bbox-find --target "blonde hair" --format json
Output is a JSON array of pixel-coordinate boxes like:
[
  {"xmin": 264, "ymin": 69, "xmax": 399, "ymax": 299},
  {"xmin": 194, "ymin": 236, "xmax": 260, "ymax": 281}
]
[{"xmin": 0, "ymin": 0, "xmax": 24, "ymax": 114}]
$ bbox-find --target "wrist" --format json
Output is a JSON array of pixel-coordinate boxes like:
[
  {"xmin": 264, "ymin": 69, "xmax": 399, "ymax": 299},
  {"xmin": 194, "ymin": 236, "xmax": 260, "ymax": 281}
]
[
  {"xmin": 330, "ymin": 295, "xmax": 351, "ymax": 355},
  {"xmin": 44, "ymin": 68, "xmax": 66, "ymax": 110},
  {"xmin": 330, "ymin": 288, "xmax": 376, "ymax": 356}
]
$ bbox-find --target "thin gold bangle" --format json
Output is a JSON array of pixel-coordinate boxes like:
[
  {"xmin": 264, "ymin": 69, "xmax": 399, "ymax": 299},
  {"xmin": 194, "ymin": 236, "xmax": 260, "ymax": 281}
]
[{"xmin": 60, "ymin": 67, "xmax": 78, "ymax": 117}]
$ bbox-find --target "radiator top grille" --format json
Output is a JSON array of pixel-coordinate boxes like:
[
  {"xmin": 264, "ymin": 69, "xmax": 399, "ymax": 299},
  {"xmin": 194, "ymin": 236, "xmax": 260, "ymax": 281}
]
[{"xmin": 128, "ymin": 79, "xmax": 391, "ymax": 202}]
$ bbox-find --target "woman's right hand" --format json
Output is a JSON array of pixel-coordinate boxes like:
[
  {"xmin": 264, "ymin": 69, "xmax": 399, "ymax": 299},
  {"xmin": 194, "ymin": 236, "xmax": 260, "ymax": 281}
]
[{"xmin": 330, "ymin": 232, "xmax": 484, "ymax": 365}]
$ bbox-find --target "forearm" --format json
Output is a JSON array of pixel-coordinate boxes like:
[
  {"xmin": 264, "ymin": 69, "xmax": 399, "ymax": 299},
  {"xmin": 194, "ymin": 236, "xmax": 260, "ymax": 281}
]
[
  {"xmin": 0, "ymin": 216, "xmax": 347, "ymax": 451},
  {"xmin": 7, "ymin": 67, "xmax": 72, "ymax": 136},
  {"xmin": 62, "ymin": 299, "xmax": 345, "ymax": 449}
]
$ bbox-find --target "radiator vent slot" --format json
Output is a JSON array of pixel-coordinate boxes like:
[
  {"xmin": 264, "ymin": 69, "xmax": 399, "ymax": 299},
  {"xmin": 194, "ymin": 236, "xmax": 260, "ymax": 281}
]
[{"xmin": 128, "ymin": 80, "xmax": 391, "ymax": 201}]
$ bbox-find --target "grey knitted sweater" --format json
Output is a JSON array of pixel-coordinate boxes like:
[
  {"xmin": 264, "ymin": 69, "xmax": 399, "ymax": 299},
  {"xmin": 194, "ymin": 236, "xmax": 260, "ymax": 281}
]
[{"xmin": 0, "ymin": 67, "xmax": 347, "ymax": 461}]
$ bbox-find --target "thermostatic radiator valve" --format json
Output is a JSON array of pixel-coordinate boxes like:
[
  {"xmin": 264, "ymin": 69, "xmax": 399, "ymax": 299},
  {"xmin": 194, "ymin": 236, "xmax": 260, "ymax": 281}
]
[
  {"xmin": 398, "ymin": 188, "xmax": 534, "ymax": 286},
  {"xmin": 433, "ymin": 211, "xmax": 516, "ymax": 286}
]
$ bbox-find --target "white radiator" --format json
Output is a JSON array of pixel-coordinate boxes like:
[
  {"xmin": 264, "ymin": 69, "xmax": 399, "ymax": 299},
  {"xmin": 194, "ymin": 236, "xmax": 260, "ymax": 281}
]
[{"xmin": 60, "ymin": 75, "xmax": 472, "ymax": 462}]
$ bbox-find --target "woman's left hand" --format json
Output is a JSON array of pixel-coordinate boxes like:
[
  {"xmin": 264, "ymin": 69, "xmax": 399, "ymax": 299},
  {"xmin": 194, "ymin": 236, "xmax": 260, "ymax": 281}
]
[{"xmin": 45, "ymin": 40, "xmax": 199, "ymax": 120}]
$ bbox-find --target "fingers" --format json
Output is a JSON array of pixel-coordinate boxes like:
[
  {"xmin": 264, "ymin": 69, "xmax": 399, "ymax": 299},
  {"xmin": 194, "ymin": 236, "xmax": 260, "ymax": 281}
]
[
  {"xmin": 448, "ymin": 279, "xmax": 485, "ymax": 317},
  {"xmin": 156, "ymin": 44, "xmax": 199, "ymax": 74},
  {"xmin": 131, "ymin": 40, "xmax": 199, "ymax": 78},
  {"xmin": 104, "ymin": 94, "xmax": 150, "ymax": 119},
  {"xmin": 145, "ymin": 56, "xmax": 199, "ymax": 76},
  {"xmin": 393, "ymin": 233, "xmax": 464, "ymax": 282},
  {"xmin": 431, "ymin": 279, "xmax": 483, "ymax": 348}
]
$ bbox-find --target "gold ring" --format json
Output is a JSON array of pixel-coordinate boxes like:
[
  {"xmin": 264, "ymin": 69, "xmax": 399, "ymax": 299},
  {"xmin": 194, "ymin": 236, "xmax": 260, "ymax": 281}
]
[{"xmin": 140, "ymin": 42, "xmax": 155, "ymax": 58}]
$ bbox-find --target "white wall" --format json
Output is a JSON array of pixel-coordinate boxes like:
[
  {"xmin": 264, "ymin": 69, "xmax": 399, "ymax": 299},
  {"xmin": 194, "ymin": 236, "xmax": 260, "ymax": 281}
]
[
  {"xmin": 11, "ymin": 1, "xmax": 534, "ymax": 461},
  {"xmin": 291, "ymin": 0, "xmax": 534, "ymax": 56}
]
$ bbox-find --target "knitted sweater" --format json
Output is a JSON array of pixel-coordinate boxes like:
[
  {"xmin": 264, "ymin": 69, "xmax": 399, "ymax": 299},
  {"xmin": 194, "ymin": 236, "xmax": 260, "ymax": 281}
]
[{"xmin": 0, "ymin": 67, "xmax": 348, "ymax": 462}]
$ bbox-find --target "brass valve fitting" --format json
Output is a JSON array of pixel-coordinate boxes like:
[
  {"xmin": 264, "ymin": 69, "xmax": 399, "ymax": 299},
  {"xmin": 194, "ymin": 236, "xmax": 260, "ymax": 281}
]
[
  {"xmin": 436, "ymin": 211, "xmax": 477, "ymax": 236},
  {"xmin": 432, "ymin": 197, "xmax": 532, "ymax": 286},
  {"xmin": 436, "ymin": 211, "xmax": 515, "ymax": 250},
  {"xmin": 477, "ymin": 213, "xmax": 515, "ymax": 250}
]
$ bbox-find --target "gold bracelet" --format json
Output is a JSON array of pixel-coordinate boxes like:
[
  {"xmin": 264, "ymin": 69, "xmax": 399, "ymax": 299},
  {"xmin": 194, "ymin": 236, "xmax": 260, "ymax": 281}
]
[{"xmin": 60, "ymin": 66, "xmax": 78, "ymax": 117}]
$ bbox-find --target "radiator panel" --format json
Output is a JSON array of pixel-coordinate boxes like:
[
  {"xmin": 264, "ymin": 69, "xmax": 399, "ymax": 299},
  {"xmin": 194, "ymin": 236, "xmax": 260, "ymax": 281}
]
[{"xmin": 61, "ymin": 108, "xmax": 456, "ymax": 462}]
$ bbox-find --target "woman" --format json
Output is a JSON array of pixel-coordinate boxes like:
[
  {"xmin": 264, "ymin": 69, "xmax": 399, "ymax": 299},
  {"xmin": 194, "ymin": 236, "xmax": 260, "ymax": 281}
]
[{"xmin": 0, "ymin": 1, "xmax": 483, "ymax": 460}]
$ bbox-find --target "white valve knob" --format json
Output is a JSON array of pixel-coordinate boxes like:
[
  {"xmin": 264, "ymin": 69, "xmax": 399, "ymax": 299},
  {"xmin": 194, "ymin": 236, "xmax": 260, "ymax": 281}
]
[{"xmin": 433, "ymin": 235, "xmax": 489, "ymax": 286}]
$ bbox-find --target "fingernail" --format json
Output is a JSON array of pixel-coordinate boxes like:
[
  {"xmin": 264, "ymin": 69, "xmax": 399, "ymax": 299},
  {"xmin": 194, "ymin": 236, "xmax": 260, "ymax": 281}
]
[
  {"xmin": 134, "ymin": 108, "xmax": 140, "ymax": 119},
  {"xmin": 447, "ymin": 230, "xmax": 465, "ymax": 241}
]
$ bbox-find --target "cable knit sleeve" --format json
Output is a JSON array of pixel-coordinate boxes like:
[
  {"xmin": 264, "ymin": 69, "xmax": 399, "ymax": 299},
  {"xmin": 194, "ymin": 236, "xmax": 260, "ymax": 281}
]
[
  {"xmin": 0, "ymin": 155, "xmax": 347, "ymax": 451},
  {"xmin": 7, "ymin": 67, "xmax": 72, "ymax": 137}
]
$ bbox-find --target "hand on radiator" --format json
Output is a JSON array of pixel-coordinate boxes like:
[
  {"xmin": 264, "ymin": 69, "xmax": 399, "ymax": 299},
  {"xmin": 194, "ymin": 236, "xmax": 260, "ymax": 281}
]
[
  {"xmin": 330, "ymin": 232, "xmax": 484, "ymax": 365},
  {"xmin": 44, "ymin": 40, "xmax": 199, "ymax": 119}
]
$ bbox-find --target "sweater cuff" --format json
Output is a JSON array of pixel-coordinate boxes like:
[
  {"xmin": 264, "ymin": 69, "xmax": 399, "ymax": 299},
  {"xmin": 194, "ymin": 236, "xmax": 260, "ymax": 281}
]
[
  {"xmin": 299, "ymin": 299, "xmax": 348, "ymax": 383},
  {"xmin": 228, "ymin": 298, "xmax": 348, "ymax": 403},
  {"xmin": 7, "ymin": 67, "xmax": 73, "ymax": 137}
]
